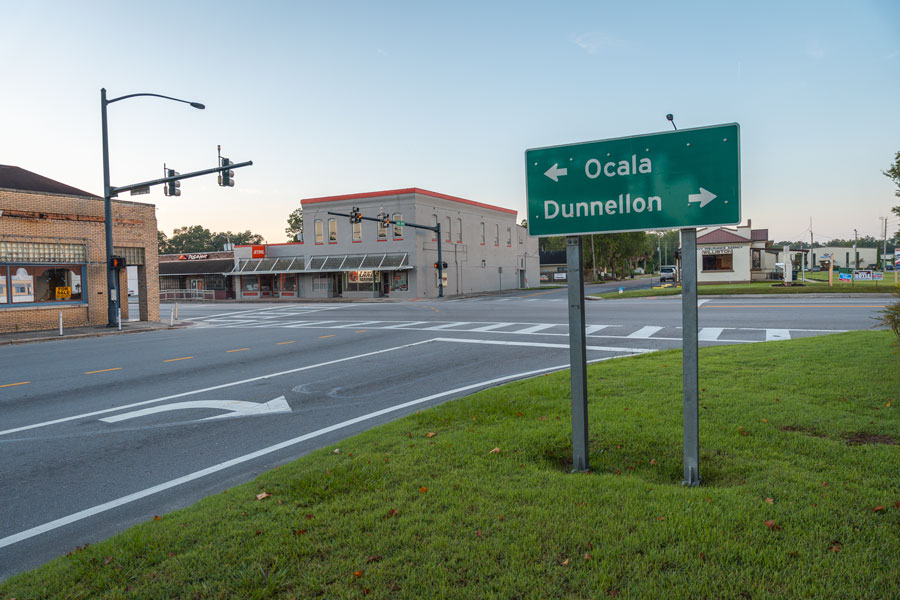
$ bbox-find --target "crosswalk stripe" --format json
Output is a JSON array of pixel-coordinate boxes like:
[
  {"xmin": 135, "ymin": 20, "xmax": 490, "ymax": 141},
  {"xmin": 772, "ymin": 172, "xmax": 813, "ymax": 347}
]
[
  {"xmin": 333, "ymin": 321, "xmax": 383, "ymax": 328},
  {"xmin": 382, "ymin": 321, "xmax": 429, "ymax": 329},
  {"xmin": 467, "ymin": 322, "xmax": 515, "ymax": 332},
  {"xmin": 627, "ymin": 326, "xmax": 664, "ymax": 339},
  {"xmin": 698, "ymin": 327, "xmax": 725, "ymax": 341},
  {"xmin": 284, "ymin": 320, "xmax": 337, "ymax": 328},
  {"xmin": 423, "ymin": 322, "xmax": 472, "ymax": 330},
  {"xmin": 585, "ymin": 325, "xmax": 608, "ymax": 335},
  {"xmin": 765, "ymin": 329, "xmax": 791, "ymax": 341},
  {"xmin": 514, "ymin": 324, "xmax": 557, "ymax": 334}
]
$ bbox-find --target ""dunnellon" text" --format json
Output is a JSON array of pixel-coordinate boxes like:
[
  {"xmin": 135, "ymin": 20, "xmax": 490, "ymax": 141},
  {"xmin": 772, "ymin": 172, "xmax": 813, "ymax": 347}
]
[{"xmin": 544, "ymin": 154, "xmax": 661, "ymax": 220}]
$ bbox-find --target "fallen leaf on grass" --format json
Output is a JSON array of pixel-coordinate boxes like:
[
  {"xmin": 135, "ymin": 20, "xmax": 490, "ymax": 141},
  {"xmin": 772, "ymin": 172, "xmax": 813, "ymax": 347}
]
[
  {"xmin": 419, "ymin": 486, "xmax": 428, "ymax": 493},
  {"xmin": 476, "ymin": 530, "xmax": 482, "ymax": 537},
  {"xmin": 293, "ymin": 529, "xmax": 308, "ymax": 535},
  {"xmin": 153, "ymin": 516, "xmax": 161, "ymax": 521},
  {"xmin": 765, "ymin": 520, "xmax": 781, "ymax": 531},
  {"xmin": 830, "ymin": 541, "xmax": 842, "ymax": 552},
  {"xmin": 104, "ymin": 556, "xmax": 113, "ymax": 565},
  {"xmin": 353, "ymin": 570, "xmax": 363, "ymax": 578},
  {"xmin": 516, "ymin": 412, "xmax": 523, "ymax": 417},
  {"xmin": 738, "ymin": 427, "xmax": 748, "ymax": 436},
  {"xmin": 333, "ymin": 448, "xmax": 341, "ymax": 454},
  {"xmin": 873, "ymin": 505, "xmax": 885, "ymax": 512},
  {"xmin": 426, "ymin": 432, "xmax": 436, "ymax": 438},
  {"xmin": 561, "ymin": 558, "xmax": 570, "ymax": 566},
  {"xmin": 765, "ymin": 498, "xmax": 774, "ymax": 504},
  {"xmin": 538, "ymin": 416, "xmax": 547, "ymax": 421},
  {"xmin": 383, "ymin": 508, "xmax": 399, "ymax": 519},
  {"xmin": 650, "ymin": 459, "xmax": 657, "ymax": 465},
  {"xmin": 256, "ymin": 492, "xmax": 271, "ymax": 500},
  {"xmin": 498, "ymin": 514, "xmax": 504, "ymax": 521},
  {"xmin": 366, "ymin": 555, "xmax": 382, "ymax": 563},
  {"xmin": 489, "ymin": 447, "xmax": 501, "ymax": 454},
  {"xmin": 656, "ymin": 516, "xmax": 665, "ymax": 521},
  {"xmin": 584, "ymin": 553, "xmax": 592, "ymax": 561},
  {"xmin": 822, "ymin": 482, "xmax": 828, "ymax": 487}
]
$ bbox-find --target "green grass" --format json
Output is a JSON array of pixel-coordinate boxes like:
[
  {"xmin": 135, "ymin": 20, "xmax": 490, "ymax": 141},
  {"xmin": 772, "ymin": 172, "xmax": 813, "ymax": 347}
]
[
  {"xmin": 596, "ymin": 279, "xmax": 900, "ymax": 299},
  {"xmin": 2, "ymin": 331, "xmax": 899, "ymax": 599}
]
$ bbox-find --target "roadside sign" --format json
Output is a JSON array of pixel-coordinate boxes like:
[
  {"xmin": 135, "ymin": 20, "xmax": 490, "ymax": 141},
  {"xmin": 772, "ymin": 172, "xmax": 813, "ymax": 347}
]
[
  {"xmin": 526, "ymin": 124, "xmax": 740, "ymax": 237},
  {"xmin": 895, "ymin": 249, "xmax": 900, "ymax": 268},
  {"xmin": 129, "ymin": 186, "xmax": 150, "ymax": 196},
  {"xmin": 55, "ymin": 286, "xmax": 71, "ymax": 299},
  {"xmin": 394, "ymin": 220, "xmax": 405, "ymax": 227},
  {"xmin": 854, "ymin": 270, "xmax": 883, "ymax": 281},
  {"xmin": 839, "ymin": 271, "xmax": 852, "ymax": 281}
]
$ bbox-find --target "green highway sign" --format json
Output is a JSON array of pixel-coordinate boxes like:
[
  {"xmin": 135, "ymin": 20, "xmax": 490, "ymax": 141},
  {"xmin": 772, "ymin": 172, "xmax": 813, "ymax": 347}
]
[{"xmin": 525, "ymin": 123, "xmax": 740, "ymax": 237}]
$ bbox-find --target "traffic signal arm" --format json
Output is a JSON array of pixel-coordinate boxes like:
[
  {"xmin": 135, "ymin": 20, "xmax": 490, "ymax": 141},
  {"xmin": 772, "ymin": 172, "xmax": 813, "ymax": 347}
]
[{"xmin": 110, "ymin": 160, "xmax": 253, "ymax": 196}]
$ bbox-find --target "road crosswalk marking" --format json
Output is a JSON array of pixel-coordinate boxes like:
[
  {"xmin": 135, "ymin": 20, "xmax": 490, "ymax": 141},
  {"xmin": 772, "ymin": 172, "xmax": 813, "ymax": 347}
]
[
  {"xmin": 698, "ymin": 327, "xmax": 724, "ymax": 341},
  {"xmin": 627, "ymin": 326, "xmax": 664, "ymax": 338},
  {"xmin": 765, "ymin": 329, "xmax": 792, "ymax": 342}
]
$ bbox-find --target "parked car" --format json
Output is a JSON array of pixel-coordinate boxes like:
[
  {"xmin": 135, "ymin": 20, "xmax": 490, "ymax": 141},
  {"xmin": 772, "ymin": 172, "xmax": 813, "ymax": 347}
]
[{"xmin": 660, "ymin": 266, "xmax": 677, "ymax": 283}]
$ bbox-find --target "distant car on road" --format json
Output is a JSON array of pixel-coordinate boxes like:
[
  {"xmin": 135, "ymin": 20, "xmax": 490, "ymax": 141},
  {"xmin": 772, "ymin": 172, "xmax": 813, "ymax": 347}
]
[{"xmin": 660, "ymin": 266, "xmax": 677, "ymax": 283}]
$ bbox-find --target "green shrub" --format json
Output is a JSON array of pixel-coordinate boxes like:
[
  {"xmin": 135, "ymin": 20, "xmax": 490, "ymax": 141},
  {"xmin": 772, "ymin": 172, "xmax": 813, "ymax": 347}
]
[{"xmin": 881, "ymin": 288, "xmax": 900, "ymax": 341}]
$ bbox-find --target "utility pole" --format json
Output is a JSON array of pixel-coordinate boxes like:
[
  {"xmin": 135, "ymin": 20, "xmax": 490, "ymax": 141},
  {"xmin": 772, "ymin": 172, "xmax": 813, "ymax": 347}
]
[
  {"xmin": 880, "ymin": 217, "xmax": 888, "ymax": 270},
  {"xmin": 853, "ymin": 229, "xmax": 858, "ymax": 269}
]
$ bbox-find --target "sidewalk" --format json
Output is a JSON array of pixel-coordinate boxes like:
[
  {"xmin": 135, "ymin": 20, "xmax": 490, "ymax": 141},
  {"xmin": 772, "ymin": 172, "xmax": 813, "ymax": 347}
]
[{"xmin": 0, "ymin": 319, "xmax": 185, "ymax": 346}]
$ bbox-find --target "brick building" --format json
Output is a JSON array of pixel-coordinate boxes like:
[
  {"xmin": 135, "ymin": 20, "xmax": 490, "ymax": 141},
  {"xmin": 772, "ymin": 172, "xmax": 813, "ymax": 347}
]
[{"xmin": 0, "ymin": 164, "xmax": 159, "ymax": 333}]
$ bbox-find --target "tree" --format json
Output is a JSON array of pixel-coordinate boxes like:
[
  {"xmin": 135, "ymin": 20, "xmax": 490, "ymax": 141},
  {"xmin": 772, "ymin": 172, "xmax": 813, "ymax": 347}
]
[
  {"xmin": 166, "ymin": 225, "xmax": 214, "ymax": 253},
  {"xmin": 211, "ymin": 230, "xmax": 264, "ymax": 250},
  {"xmin": 157, "ymin": 230, "xmax": 170, "ymax": 254},
  {"xmin": 285, "ymin": 207, "xmax": 303, "ymax": 242},
  {"xmin": 884, "ymin": 151, "xmax": 900, "ymax": 242}
]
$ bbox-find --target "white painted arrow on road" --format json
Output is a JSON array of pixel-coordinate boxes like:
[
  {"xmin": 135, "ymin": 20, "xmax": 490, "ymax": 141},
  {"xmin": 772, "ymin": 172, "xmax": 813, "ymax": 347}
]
[
  {"xmin": 688, "ymin": 187, "xmax": 717, "ymax": 208},
  {"xmin": 99, "ymin": 397, "xmax": 292, "ymax": 424},
  {"xmin": 544, "ymin": 163, "xmax": 568, "ymax": 182}
]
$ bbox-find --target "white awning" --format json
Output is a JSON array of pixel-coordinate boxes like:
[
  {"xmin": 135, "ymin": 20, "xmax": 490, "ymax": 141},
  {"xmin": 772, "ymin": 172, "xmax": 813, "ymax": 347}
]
[{"xmin": 230, "ymin": 253, "xmax": 410, "ymax": 275}]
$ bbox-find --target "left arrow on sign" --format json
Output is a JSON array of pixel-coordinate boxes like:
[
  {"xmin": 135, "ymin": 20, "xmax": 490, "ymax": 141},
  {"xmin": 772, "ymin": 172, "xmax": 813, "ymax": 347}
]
[
  {"xmin": 544, "ymin": 163, "xmax": 568, "ymax": 182},
  {"xmin": 688, "ymin": 187, "xmax": 717, "ymax": 208},
  {"xmin": 99, "ymin": 396, "xmax": 292, "ymax": 424}
]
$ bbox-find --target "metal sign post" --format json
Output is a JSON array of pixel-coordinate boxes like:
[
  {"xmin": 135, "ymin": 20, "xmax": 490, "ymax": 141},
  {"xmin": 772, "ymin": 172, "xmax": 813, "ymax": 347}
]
[
  {"xmin": 681, "ymin": 228, "xmax": 700, "ymax": 486},
  {"xmin": 566, "ymin": 236, "xmax": 589, "ymax": 472}
]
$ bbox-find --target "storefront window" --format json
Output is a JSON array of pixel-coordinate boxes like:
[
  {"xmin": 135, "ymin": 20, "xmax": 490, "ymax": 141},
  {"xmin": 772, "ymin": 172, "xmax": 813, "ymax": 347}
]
[
  {"xmin": 457, "ymin": 218, "xmax": 462, "ymax": 243},
  {"xmin": 378, "ymin": 220, "xmax": 387, "ymax": 240},
  {"xmin": 702, "ymin": 253, "xmax": 734, "ymax": 271},
  {"xmin": 328, "ymin": 219, "xmax": 337, "ymax": 243},
  {"xmin": 346, "ymin": 270, "xmax": 376, "ymax": 292},
  {"xmin": 281, "ymin": 275, "xmax": 297, "ymax": 291},
  {"xmin": 390, "ymin": 271, "xmax": 408, "ymax": 292},
  {"xmin": 494, "ymin": 224, "xmax": 500, "ymax": 245},
  {"xmin": 481, "ymin": 222, "xmax": 485, "ymax": 244},
  {"xmin": 393, "ymin": 214, "xmax": 403, "ymax": 238},
  {"xmin": 4, "ymin": 265, "xmax": 83, "ymax": 304},
  {"xmin": 506, "ymin": 226, "xmax": 511, "ymax": 246},
  {"xmin": 353, "ymin": 221, "xmax": 362, "ymax": 241},
  {"xmin": 242, "ymin": 276, "xmax": 259, "ymax": 291},
  {"xmin": 445, "ymin": 217, "xmax": 452, "ymax": 242}
]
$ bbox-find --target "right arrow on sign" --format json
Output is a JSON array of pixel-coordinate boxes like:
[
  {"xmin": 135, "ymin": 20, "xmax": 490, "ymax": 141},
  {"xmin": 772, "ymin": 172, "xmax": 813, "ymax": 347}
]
[{"xmin": 688, "ymin": 187, "xmax": 717, "ymax": 208}]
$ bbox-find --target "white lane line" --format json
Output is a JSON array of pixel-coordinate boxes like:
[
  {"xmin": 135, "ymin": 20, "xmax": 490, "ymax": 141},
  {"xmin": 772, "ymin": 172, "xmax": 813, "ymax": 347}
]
[
  {"xmin": 0, "ymin": 360, "xmax": 588, "ymax": 551},
  {"xmin": 382, "ymin": 321, "xmax": 429, "ymax": 329},
  {"xmin": 0, "ymin": 340, "xmax": 433, "ymax": 438},
  {"xmin": 698, "ymin": 327, "xmax": 725, "ymax": 342},
  {"xmin": 332, "ymin": 321, "xmax": 384, "ymax": 328},
  {"xmin": 284, "ymin": 320, "xmax": 338, "ymax": 328},
  {"xmin": 698, "ymin": 299, "xmax": 710, "ymax": 306},
  {"xmin": 626, "ymin": 326, "xmax": 664, "ymax": 339},
  {"xmin": 423, "ymin": 321, "xmax": 472, "ymax": 330},
  {"xmin": 766, "ymin": 329, "xmax": 792, "ymax": 341},
  {"xmin": 430, "ymin": 337, "xmax": 652, "ymax": 354},
  {"xmin": 514, "ymin": 324, "xmax": 557, "ymax": 334},
  {"xmin": 584, "ymin": 325, "xmax": 608, "ymax": 335},
  {"xmin": 467, "ymin": 322, "xmax": 515, "ymax": 332}
]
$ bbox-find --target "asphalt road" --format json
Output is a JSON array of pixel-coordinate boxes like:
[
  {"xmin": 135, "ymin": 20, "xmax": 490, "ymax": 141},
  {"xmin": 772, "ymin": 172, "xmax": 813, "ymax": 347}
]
[{"xmin": 0, "ymin": 289, "xmax": 888, "ymax": 580}]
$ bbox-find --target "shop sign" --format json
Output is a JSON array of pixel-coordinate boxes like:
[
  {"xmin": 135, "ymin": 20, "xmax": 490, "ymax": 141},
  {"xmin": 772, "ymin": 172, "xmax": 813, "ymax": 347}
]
[
  {"xmin": 178, "ymin": 253, "xmax": 209, "ymax": 260},
  {"xmin": 348, "ymin": 270, "xmax": 374, "ymax": 283},
  {"xmin": 55, "ymin": 286, "xmax": 72, "ymax": 299},
  {"xmin": 853, "ymin": 270, "xmax": 883, "ymax": 281},
  {"xmin": 553, "ymin": 272, "xmax": 567, "ymax": 280},
  {"xmin": 251, "ymin": 245, "xmax": 266, "ymax": 259},
  {"xmin": 701, "ymin": 245, "xmax": 742, "ymax": 255},
  {"xmin": 838, "ymin": 271, "xmax": 852, "ymax": 281}
]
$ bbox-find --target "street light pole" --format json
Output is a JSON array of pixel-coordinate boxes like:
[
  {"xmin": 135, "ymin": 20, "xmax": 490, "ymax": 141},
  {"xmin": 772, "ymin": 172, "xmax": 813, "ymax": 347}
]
[{"xmin": 100, "ymin": 88, "xmax": 205, "ymax": 327}]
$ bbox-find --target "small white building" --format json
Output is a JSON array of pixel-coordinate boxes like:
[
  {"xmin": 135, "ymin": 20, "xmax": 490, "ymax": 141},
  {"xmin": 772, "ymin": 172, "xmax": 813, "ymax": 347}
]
[{"xmin": 690, "ymin": 221, "xmax": 774, "ymax": 284}]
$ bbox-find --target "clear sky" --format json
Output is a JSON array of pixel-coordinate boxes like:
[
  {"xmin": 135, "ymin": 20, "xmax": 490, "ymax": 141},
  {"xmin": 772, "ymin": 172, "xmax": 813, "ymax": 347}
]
[{"xmin": 3, "ymin": 0, "xmax": 899, "ymax": 245}]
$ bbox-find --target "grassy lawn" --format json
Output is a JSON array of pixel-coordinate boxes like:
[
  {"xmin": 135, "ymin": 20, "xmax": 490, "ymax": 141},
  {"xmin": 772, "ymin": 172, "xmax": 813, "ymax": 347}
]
[
  {"xmin": 2, "ymin": 331, "xmax": 899, "ymax": 599},
  {"xmin": 596, "ymin": 279, "xmax": 899, "ymax": 299}
]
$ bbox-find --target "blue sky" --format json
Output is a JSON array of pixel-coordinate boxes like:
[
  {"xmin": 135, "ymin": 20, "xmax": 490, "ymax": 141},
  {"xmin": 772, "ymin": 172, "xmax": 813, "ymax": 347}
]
[{"xmin": 3, "ymin": 0, "xmax": 899, "ymax": 244}]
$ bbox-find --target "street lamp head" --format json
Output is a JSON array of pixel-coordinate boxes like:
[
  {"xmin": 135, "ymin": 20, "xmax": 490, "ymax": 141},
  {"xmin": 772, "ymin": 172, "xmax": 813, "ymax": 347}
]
[
  {"xmin": 190, "ymin": 102, "xmax": 206, "ymax": 110},
  {"xmin": 666, "ymin": 113, "xmax": 674, "ymax": 121}
]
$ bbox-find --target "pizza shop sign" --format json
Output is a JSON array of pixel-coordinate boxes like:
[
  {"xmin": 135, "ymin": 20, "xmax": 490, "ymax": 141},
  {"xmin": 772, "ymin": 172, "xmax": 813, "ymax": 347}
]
[
  {"xmin": 348, "ymin": 270, "xmax": 374, "ymax": 283},
  {"xmin": 178, "ymin": 253, "xmax": 210, "ymax": 260}
]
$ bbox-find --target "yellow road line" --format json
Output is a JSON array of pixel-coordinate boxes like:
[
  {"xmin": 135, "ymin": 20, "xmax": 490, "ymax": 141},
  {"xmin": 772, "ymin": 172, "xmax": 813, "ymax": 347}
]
[
  {"xmin": 227, "ymin": 348, "xmax": 249, "ymax": 353},
  {"xmin": 163, "ymin": 356, "xmax": 193, "ymax": 363},
  {"xmin": 355, "ymin": 330, "xmax": 368, "ymax": 333},
  {"xmin": 84, "ymin": 368, "xmax": 122, "ymax": 375},
  {"xmin": 319, "ymin": 334, "xmax": 335, "ymax": 339},
  {"xmin": 0, "ymin": 381, "xmax": 29, "ymax": 388},
  {"xmin": 277, "ymin": 341, "xmax": 296, "ymax": 345}
]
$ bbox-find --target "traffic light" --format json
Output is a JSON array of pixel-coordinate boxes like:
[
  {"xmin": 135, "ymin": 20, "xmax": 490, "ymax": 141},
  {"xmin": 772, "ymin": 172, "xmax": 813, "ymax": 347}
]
[
  {"xmin": 433, "ymin": 261, "xmax": 448, "ymax": 269},
  {"xmin": 350, "ymin": 207, "xmax": 361, "ymax": 223},
  {"xmin": 109, "ymin": 255, "xmax": 125, "ymax": 269},
  {"xmin": 218, "ymin": 157, "xmax": 235, "ymax": 187},
  {"xmin": 381, "ymin": 213, "xmax": 390, "ymax": 226},
  {"xmin": 164, "ymin": 169, "xmax": 181, "ymax": 197}
]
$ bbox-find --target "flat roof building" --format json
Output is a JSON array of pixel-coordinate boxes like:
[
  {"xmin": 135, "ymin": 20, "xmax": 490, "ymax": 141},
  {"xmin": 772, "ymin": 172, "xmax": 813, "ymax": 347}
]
[
  {"xmin": 0, "ymin": 164, "xmax": 159, "ymax": 332},
  {"xmin": 230, "ymin": 188, "xmax": 539, "ymax": 299}
]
